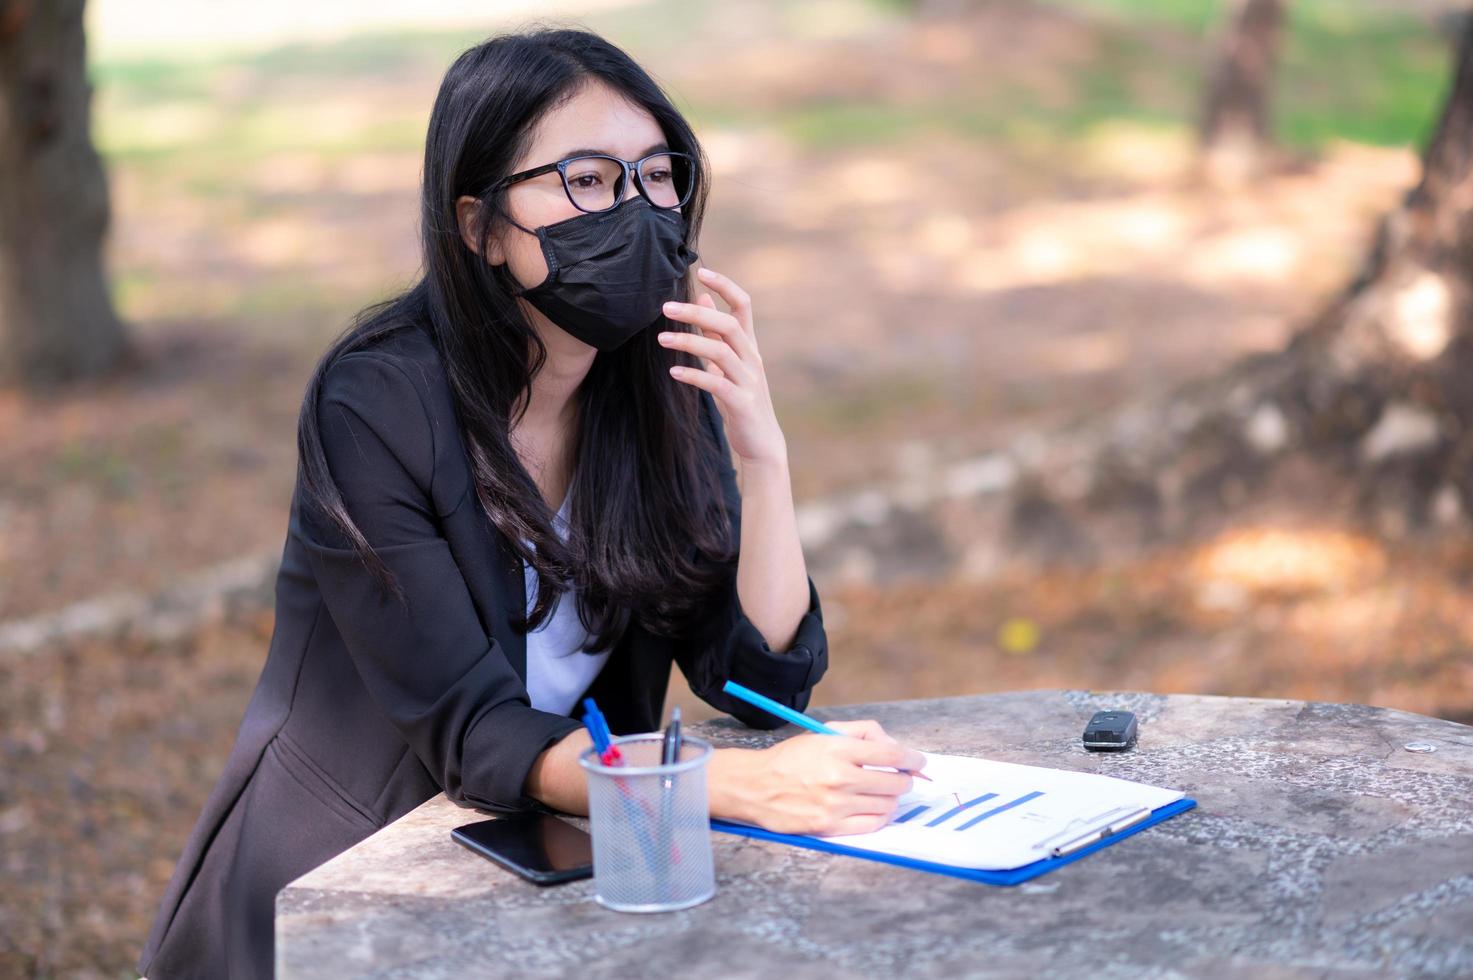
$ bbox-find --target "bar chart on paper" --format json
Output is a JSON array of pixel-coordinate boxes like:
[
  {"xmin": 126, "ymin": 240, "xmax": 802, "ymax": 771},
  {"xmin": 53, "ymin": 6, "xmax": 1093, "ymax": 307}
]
[
  {"xmin": 808, "ymin": 752, "xmax": 1188, "ymax": 871},
  {"xmin": 891, "ymin": 788, "xmax": 1052, "ymax": 832}
]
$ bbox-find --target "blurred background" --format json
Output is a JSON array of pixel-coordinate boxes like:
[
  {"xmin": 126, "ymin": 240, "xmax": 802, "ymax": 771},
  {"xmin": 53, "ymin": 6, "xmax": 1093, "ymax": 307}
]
[{"xmin": 2, "ymin": 0, "xmax": 1471, "ymax": 973}]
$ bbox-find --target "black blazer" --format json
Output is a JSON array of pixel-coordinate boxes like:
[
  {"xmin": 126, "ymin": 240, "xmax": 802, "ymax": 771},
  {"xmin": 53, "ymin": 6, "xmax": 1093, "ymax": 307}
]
[{"xmin": 136, "ymin": 322, "xmax": 829, "ymax": 979}]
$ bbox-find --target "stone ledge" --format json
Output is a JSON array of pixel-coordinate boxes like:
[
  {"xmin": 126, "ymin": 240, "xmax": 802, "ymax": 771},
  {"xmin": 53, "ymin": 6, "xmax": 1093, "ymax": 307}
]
[{"xmin": 277, "ymin": 689, "xmax": 1473, "ymax": 979}]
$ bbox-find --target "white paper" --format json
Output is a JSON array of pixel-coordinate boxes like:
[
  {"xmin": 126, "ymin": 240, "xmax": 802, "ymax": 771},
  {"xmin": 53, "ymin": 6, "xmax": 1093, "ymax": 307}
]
[{"xmin": 740, "ymin": 751, "xmax": 1186, "ymax": 871}]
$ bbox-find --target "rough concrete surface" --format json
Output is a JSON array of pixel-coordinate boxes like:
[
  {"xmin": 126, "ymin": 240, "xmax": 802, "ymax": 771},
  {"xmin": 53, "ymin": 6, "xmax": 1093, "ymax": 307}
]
[{"xmin": 277, "ymin": 690, "xmax": 1473, "ymax": 979}]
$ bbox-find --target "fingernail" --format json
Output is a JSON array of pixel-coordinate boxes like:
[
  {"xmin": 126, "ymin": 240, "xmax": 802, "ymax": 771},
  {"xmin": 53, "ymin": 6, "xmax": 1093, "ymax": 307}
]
[
  {"xmin": 657, "ymin": 332, "xmax": 673, "ymax": 342},
  {"xmin": 663, "ymin": 301, "xmax": 680, "ymax": 312},
  {"xmin": 697, "ymin": 267, "xmax": 715, "ymax": 278}
]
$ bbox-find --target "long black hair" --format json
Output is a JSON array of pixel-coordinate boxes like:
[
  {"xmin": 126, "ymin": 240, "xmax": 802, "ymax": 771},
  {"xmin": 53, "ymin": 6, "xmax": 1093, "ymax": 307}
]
[{"xmin": 295, "ymin": 26, "xmax": 735, "ymax": 651}]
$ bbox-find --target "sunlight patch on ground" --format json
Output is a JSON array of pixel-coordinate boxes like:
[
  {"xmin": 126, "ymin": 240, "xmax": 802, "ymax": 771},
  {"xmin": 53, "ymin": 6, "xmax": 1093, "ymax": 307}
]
[
  {"xmin": 1181, "ymin": 227, "xmax": 1302, "ymax": 282},
  {"xmin": 915, "ymin": 211, "xmax": 974, "ymax": 260},
  {"xmin": 236, "ymin": 218, "xmax": 316, "ymax": 268},
  {"xmin": 1388, "ymin": 269, "xmax": 1455, "ymax": 361},
  {"xmin": 947, "ymin": 195, "xmax": 1193, "ymax": 292},
  {"xmin": 87, "ymin": 0, "xmax": 648, "ymax": 59},
  {"xmin": 833, "ymin": 156, "xmax": 914, "ymax": 206},
  {"xmin": 739, "ymin": 244, "xmax": 808, "ymax": 290},
  {"xmin": 1189, "ymin": 527, "xmax": 1388, "ymax": 606},
  {"xmin": 250, "ymin": 153, "xmax": 340, "ymax": 194},
  {"xmin": 784, "ymin": 0, "xmax": 903, "ymax": 40},
  {"xmin": 700, "ymin": 126, "xmax": 796, "ymax": 178},
  {"xmin": 1033, "ymin": 330, "xmax": 1130, "ymax": 375},
  {"xmin": 94, "ymin": 103, "xmax": 218, "ymax": 157},
  {"xmin": 1077, "ymin": 121, "xmax": 1193, "ymax": 183},
  {"xmin": 1286, "ymin": 590, "xmax": 1408, "ymax": 649},
  {"xmin": 925, "ymin": 143, "xmax": 1414, "ymax": 299}
]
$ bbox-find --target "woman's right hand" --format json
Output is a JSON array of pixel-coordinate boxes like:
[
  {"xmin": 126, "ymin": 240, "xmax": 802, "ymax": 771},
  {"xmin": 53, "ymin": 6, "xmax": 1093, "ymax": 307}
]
[{"xmin": 709, "ymin": 720, "xmax": 928, "ymax": 836}]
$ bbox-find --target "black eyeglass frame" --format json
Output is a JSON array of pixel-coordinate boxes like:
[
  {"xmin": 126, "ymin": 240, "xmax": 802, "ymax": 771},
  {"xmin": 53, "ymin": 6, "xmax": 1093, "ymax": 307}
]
[{"xmin": 489, "ymin": 150, "xmax": 697, "ymax": 214}]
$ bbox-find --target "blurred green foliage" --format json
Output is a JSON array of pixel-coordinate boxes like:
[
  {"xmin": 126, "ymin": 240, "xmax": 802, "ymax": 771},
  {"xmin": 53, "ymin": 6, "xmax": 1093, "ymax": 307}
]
[
  {"xmin": 1042, "ymin": 0, "xmax": 1450, "ymax": 149},
  {"xmin": 83, "ymin": 0, "xmax": 1450, "ymax": 330},
  {"xmin": 89, "ymin": 0, "xmax": 1448, "ymax": 164},
  {"xmin": 734, "ymin": 0, "xmax": 1448, "ymax": 151}
]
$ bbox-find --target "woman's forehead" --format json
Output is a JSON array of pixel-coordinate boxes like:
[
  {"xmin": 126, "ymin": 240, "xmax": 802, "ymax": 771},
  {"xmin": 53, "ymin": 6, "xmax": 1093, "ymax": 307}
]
[{"xmin": 520, "ymin": 82, "xmax": 665, "ymax": 166}]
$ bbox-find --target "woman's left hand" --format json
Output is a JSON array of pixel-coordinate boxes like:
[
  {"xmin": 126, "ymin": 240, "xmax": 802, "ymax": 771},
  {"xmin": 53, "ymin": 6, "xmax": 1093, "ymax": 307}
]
[{"xmin": 659, "ymin": 266, "xmax": 788, "ymax": 467}]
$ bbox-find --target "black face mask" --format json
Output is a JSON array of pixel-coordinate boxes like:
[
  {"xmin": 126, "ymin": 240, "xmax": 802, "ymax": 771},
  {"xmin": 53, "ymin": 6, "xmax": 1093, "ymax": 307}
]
[{"xmin": 503, "ymin": 195, "xmax": 699, "ymax": 352}]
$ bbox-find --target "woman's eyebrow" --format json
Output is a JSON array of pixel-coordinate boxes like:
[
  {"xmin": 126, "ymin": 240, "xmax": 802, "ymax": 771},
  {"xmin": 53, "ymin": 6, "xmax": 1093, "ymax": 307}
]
[{"xmin": 557, "ymin": 141, "xmax": 670, "ymax": 159}]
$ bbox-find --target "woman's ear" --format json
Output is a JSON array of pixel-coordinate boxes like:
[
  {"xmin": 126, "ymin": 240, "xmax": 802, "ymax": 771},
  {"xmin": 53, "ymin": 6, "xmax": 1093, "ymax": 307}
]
[{"xmin": 455, "ymin": 195, "xmax": 505, "ymax": 264}]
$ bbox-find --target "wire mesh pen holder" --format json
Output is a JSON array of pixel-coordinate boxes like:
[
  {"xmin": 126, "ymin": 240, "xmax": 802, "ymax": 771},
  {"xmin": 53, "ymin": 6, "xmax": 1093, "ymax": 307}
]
[{"xmin": 577, "ymin": 733, "xmax": 716, "ymax": 912}]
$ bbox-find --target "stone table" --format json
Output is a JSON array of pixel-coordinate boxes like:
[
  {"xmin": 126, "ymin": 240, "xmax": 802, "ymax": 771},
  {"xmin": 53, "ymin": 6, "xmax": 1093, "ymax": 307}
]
[{"xmin": 276, "ymin": 690, "xmax": 1473, "ymax": 978}]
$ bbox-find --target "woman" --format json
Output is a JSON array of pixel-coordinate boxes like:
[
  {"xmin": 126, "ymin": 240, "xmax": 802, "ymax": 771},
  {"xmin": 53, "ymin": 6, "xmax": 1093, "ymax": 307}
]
[{"xmin": 137, "ymin": 26, "xmax": 926, "ymax": 979}]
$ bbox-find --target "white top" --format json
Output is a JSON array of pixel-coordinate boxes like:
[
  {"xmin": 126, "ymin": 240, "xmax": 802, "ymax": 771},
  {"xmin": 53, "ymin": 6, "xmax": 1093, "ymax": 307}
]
[{"xmin": 522, "ymin": 493, "xmax": 612, "ymax": 716}]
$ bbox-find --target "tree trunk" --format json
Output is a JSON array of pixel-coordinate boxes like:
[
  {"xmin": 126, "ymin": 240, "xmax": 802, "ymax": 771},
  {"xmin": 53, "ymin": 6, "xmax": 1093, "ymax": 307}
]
[
  {"xmin": 1199, "ymin": 0, "xmax": 1286, "ymax": 185},
  {"xmin": 0, "ymin": 0, "xmax": 129, "ymax": 386}
]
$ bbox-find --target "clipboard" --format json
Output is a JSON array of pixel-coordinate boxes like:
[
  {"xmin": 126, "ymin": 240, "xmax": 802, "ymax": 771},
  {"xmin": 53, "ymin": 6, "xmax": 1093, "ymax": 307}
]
[{"xmin": 709, "ymin": 797, "xmax": 1197, "ymax": 886}]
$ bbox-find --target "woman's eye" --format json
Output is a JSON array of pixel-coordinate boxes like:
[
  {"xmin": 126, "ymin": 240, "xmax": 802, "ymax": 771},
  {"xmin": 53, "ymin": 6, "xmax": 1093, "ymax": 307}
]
[
  {"xmin": 569, "ymin": 173, "xmax": 603, "ymax": 188},
  {"xmin": 645, "ymin": 169, "xmax": 671, "ymax": 183}
]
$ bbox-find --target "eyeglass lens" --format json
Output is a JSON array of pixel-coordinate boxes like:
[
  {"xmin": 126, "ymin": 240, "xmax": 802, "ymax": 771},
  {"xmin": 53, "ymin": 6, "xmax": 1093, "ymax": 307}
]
[{"xmin": 562, "ymin": 153, "xmax": 693, "ymax": 212}]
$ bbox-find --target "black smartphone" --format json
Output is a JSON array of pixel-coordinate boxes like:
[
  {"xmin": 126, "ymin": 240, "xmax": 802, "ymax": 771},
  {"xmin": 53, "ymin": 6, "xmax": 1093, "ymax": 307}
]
[{"xmin": 450, "ymin": 812, "xmax": 593, "ymax": 885}]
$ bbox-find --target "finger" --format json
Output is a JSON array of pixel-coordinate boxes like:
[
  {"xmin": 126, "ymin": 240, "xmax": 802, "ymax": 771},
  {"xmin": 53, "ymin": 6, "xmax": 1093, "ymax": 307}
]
[
  {"xmin": 663, "ymin": 299, "xmax": 739, "ymax": 335},
  {"xmin": 826, "ymin": 720, "xmax": 898, "ymax": 743},
  {"xmin": 695, "ymin": 292, "xmax": 730, "ymax": 368},
  {"xmin": 663, "ymin": 300, "xmax": 759, "ymax": 364},
  {"xmin": 819, "ymin": 808, "xmax": 897, "ymax": 837},
  {"xmin": 827, "ymin": 785, "xmax": 899, "ymax": 818},
  {"xmin": 838, "ymin": 737, "xmax": 927, "ymax": 774},
  {"xmin": 665, "ymin": 301, "xmax": 758, "ymax": 365},
  {"xmin": 669, "ymin": 363, "xmax": 739, "ymax": 402},
  {"xmin": 657, "ymin": 330, "xmax": 751, "ymax": 384},
  {"xmin": 844, "ymin": 766, "xmax": 913, "ymax": 797},
  {"xmin": 695, "ymin": 267, "xmax": 754, "ymax": 337}
]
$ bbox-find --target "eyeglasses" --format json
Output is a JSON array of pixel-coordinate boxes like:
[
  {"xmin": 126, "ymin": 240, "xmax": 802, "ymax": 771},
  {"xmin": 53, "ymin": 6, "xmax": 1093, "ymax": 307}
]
[{"xmin": 491, "ymin": 150, "xmax": 696, "ymax": 214}]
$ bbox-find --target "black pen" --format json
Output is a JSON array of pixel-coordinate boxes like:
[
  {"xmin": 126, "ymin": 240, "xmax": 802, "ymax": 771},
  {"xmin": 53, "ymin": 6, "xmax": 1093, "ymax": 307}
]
[
  {"xmin": 661, "ymin": 706, "xmax": 682, "ymax": 769},
  {"xmin": 660, "ymin": 706, "xmax": 682, "ymax": 793}
]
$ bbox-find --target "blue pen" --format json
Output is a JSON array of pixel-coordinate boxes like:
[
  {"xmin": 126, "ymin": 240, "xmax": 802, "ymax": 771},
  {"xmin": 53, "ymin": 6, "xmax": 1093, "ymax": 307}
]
[
  {"xmin": 581, "ymin": 700, "xmax": 610, "ymax": 756},
  {"xmin": 581, "ymin": 698, "xmax": 664, "ymax": 877},
  {"xmin": 721, "ymin": 680, "xmax": 932, "ymax": 781}
]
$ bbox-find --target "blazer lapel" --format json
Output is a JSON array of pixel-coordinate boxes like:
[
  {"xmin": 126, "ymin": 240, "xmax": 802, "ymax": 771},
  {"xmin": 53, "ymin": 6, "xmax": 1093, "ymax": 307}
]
[
  {"xmin": 439, "ymin": 482, "xmax": 672, "ymax": 731},
  {"xmin": 441, "ymin": 490, "xmax": 528, "ymax": 684}
]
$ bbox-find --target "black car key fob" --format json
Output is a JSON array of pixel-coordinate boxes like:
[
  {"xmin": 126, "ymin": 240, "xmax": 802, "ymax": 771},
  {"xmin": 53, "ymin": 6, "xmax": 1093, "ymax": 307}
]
[{"xmin": 1083, "ymin": 710, "xmax": 1138, "ymax": 750}]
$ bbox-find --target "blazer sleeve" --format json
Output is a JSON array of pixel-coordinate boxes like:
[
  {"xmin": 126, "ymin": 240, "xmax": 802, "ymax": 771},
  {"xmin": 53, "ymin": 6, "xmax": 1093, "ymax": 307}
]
[
  {"xmin": 673, "ymin": 389, "xmax": 830, "ymax": 729},
  {"xmin": 299, "ymin": 351, "xmax": 583, "ymax": 813}
]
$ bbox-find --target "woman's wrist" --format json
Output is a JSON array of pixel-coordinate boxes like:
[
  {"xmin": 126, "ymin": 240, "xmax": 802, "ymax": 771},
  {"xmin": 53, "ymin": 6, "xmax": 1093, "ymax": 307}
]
[
  {"xmin": 525, "ymin": 727, "xmax": 593, "ymax": 815},
  {"xmin": 532, "ymin": 736, "xmax": 771, "ymax": 826},
  {"xmin": 707, "ymin": 745, "xmax": 762, "ymax": 824},
  {"xmin": 735, "ymin": 446, "xmax": 790, "ymax": 487}
]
